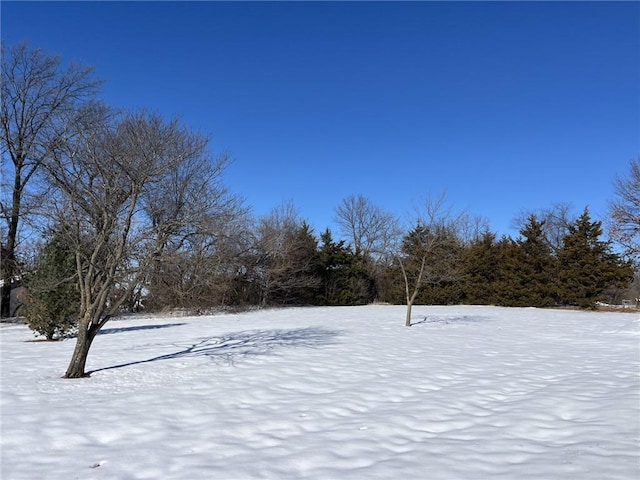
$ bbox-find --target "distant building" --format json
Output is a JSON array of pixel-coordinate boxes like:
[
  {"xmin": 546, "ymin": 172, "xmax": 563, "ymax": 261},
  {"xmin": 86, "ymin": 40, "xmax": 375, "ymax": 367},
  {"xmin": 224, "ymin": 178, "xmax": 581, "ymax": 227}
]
[{"xmin": 0, "ymin": 275, "xmax": 26, "ymax": 317}]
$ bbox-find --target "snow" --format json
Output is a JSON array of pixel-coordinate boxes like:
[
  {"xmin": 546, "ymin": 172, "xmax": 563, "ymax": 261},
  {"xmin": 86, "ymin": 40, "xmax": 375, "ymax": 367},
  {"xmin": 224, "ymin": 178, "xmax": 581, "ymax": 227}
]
[{"xmin": 1, "ymin": 305, "xmax": 639, "ymax": 480}]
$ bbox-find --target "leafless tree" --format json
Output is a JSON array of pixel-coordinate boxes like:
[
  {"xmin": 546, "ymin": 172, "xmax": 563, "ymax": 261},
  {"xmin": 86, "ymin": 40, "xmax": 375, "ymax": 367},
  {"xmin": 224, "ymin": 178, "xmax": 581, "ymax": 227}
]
[
  {"xmin": 397, "ymin": 194, "xmax": 469, "ymax": 326},
  {"xmin": 254, "ymin": 201, "xmax": 320, "ymax": 306},
  {"xmin": 0, "ymin": 42, "xmax": 100, "ymax": 316},
  {"xmin": 44, "ymin": 107, "xmax": 236, "ymax": 378},
  {"xmin": 334, "ymin": 194, "xmax": 401, "ymax": 261},
  {"xmin": 334, "ymin": 194, "xmax": 402, "ymax": 301},
  {"xmin": 139, "ymin": 132, "xmax": 250, "ymax": 311},
  {"xmin": 144, "ymin": 204, "xmax": 253, "ymax": 311},
  {"xmin": 512, "ymin": 202, "xmax": 575, "ymax": 251},
  {"xmin": 609, "ymin": 157, "xmax": 640, "ymax": 263}
]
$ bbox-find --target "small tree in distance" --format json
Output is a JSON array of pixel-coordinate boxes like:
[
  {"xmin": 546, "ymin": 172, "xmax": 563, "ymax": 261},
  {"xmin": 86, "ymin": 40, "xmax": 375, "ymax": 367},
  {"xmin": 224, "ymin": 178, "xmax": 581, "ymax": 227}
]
[{"xmin": 397, "ymin": 194, "xmax": 469, "ymax": 327}]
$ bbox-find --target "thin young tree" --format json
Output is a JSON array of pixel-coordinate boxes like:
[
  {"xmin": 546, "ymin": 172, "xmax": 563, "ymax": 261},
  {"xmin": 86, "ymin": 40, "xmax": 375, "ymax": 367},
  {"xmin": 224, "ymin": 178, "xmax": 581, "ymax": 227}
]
[
  {"xmin": 45, "ymin": 106, "xmax": 231, "ymax": 378},
  {"xmin": 0, "ymin": 42, "xmax": 100, "ymax": 316},
  {"xmin": 397, "ymin": 194, "xmax": 467, "ymax": 327}
]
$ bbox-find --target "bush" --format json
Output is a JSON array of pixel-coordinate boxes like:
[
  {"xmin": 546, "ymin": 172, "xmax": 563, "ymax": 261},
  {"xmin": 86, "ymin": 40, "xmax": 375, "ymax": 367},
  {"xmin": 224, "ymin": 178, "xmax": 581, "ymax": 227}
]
[
  {"xmin": 24, "ymin": 297, "xmax": 77, "ymax": 340},
  {"xmin": 24, "ymin": 230, "xmax": 79, "ymax": 340}
]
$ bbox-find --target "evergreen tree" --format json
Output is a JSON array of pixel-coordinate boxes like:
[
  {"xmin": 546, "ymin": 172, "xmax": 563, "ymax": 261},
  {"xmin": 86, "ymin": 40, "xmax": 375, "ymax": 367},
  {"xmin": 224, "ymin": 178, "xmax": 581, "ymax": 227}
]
[
  {"xmin": 513, "ymin": 215, "xmax": 558, "ymax": 307},
  {"xmin": 492, "ymin": 236, "xmax": 523, "ymax": 306},
  {"xmin": 24, "ymin": 228, "xmax": 79, "ymax": 340},
  {"xmin": 460, "ymin": 230, "xmax": 500, "ymax": 305},
  {"xmin": 262, "ymin": 222, "xmax": 320, "ymax": 305},
  {"xmin": 316, "ymin": 229, "xmax": 374, "ymax": 305},
  {"xmin": 557, "ymin": 208, "xmax": 634, "ymax": 308}
]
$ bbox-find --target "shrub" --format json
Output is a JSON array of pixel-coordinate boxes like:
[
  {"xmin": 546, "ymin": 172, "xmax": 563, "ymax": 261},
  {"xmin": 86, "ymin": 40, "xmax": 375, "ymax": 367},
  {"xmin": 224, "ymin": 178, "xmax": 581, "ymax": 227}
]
[{"xmin": 24, "ymin": 230, "xmax": 79, "ymax": 340}]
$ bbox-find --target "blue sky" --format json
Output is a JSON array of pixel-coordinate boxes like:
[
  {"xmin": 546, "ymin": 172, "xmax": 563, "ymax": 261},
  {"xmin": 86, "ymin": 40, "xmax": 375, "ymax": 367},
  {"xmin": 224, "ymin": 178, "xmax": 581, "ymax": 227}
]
[{"xmin": 2, "ymin": 1, "xmax": 638, "ymax": 238}]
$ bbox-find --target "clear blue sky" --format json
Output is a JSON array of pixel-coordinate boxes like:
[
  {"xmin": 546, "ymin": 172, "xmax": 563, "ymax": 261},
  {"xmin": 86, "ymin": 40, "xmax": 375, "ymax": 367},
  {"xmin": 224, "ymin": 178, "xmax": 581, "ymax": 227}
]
[{"xmin": 2, "ymin": 1, "xmax": 638, "ymax": 238}]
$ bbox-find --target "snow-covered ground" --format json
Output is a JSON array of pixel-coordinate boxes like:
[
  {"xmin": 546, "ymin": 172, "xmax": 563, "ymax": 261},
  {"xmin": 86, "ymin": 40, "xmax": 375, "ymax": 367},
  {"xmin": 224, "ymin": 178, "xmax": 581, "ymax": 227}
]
[{"xmin": 1, "ymin": 305, "xmax": 638, "ymax": 480}]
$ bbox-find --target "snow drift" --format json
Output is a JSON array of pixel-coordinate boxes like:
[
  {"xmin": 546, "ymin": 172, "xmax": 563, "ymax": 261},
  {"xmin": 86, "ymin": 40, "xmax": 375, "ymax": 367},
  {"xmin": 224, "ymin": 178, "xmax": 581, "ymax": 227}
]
[{"xmin": 1, "ymin": 305, "xmax": 638, "ymax": 479}]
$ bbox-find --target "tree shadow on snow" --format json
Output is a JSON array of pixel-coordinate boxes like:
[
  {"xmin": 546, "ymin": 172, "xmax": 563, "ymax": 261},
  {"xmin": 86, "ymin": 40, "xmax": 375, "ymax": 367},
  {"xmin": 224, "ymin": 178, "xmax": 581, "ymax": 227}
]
[
  {"xmin": 63, "ymin": 322, "xmax": 188, "ymax": 341},
  {"xmin": 97, "ymin": 323, "xmax": 188, "ymax": 335},
  {"xmin": 411, "ymin": 315, "xmax": 490, "ymax": 326},
  {"xmin": 88, "ymin": 326, "xmax": 341, "ymax": 375}
]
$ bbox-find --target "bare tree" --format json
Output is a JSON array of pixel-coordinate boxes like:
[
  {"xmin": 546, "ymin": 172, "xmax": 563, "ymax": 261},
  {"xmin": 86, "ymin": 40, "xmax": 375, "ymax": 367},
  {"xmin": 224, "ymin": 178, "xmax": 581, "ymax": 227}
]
[
  {"xmin": 609, "ymin": 157, "xmax": 640, "ymax": 263},
  {"xmin": 255, "ymin": 201, "xmax": 320, "ymax": 306},
  {"xmin": 144, "ymin": 204, "xmax": 253, "ymax": 311},
  {"xmin": 0, "ymin": 42, "xmax": 100, "ymax": 317},
  {"xmin": 139, "ymin": 132, "xmax": 250, "ymax": 311},
  {"xmin": 397, "ymin": 194, "xmax": 468, "ymax": 327},
  {"xmin": 334, "ymin": 194, "xmax": 401, "ymax": 261},
  {"xmin": 44, "ymin": 107, "xmax": 234, "ymax": 378},
  {"xmin": 512, "ymin": 202, "xmax": 575, "ymax": 252},
  {"xmin": 334, "ymin": 194, "xmax": 401, "ymax": 301}
]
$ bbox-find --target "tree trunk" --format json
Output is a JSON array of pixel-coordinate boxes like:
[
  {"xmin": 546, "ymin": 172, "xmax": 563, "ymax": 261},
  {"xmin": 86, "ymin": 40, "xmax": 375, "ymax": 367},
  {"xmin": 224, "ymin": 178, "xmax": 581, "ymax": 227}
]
[
  {"xmin": 1, "ymin": 203, "xmax": 19, "ymax": 318},
  {"xmin": 64, "ymin": 321, "xmax": 100, "ymax": 378},
  {"xmin": 1, "ymin": 249, "xmax": 16, "ymax": 317},
  {"xmin": 1, "ymin": 163, "xmax": 24, "ymax": 318},
  {"xmin": 405, "ymin": 301, "xmax": 413, "ymax": 327}
]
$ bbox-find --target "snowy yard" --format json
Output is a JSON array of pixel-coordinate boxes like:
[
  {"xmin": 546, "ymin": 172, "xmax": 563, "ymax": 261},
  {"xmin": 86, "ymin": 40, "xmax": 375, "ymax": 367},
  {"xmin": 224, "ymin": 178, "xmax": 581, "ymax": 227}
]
[{"xmin": 1, "ymin": 305, "xmax": 638, "ymax": 480}]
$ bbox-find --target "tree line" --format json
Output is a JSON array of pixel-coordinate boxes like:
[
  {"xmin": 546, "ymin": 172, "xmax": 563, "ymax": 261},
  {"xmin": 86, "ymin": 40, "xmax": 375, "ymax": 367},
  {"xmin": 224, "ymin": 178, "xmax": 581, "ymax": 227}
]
[{"xmin": 1, "ymin": 42, "xmax": 637, "ymax": 377}]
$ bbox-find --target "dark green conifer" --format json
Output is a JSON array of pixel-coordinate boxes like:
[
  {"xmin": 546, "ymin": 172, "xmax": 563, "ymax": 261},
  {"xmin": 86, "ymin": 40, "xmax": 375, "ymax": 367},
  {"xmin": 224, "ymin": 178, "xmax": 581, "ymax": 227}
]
[
  {"xmin": 513, "ymin": 215, "xmax": 558, "ymax": 307},
  {"xmin": 275, "ymin": 222, "xmax": 320, "ymax": 305},
  {"xmin": 24, "ymin": 228, "xmax": 80, "ymax": 340},
  {"xmin": 316, "ymin": 229, "xmax": 373, "ymax": 305},
  {"xmin": 492, "ymin": 236, "xmax": 522, "ymax": 306},
  {"xmin": 461, "ymin": 231, "xmax": 500, "ymax": 304},
  {"xmin": 557, "ymin": 208, "xmax": 633, "ymax": 308}
]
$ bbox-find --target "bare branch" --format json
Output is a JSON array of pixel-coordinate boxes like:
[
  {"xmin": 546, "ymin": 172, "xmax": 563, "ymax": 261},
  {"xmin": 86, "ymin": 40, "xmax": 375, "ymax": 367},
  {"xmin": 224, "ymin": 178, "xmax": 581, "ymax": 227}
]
[{"xmin": 1, "ymin": 42, "xmax": 100, "ymax": 316}]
